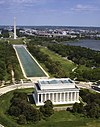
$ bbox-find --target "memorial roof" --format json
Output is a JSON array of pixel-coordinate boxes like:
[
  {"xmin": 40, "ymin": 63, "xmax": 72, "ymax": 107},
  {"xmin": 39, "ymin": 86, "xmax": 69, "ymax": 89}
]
[{"xmin": 38, "ymin": 78, "xmax": 76, "ymax": 90}]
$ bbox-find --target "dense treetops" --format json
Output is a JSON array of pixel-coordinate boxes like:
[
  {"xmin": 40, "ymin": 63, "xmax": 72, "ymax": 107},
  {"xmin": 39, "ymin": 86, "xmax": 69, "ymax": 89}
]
[
  {"xmin": 1, "ymin": 29, "xmax": 9, "ymax": 38},
  {"xmin": 8, "ymin": 92, "xmax": 54, "ymax": 125},
  {"xmin": 8, "ymin": 92, "xmax": 42, "ymax": 124},
  {"xmin": 27, "ymin": 40, "xmax": 100, "ymax": 81},
  {"xmin": 27, "ymin": 44, "xmax": 67, "ymax": 78},
  {"xmin": 48, "ymin": 44, "xmax": 100, "ymax": 67},
  {"xmin": 71, "ymin": 89, "xmax": 100, "ymax": 118},
  {"xmin": 48, "ymin": 44, "xmax": 100, "ymax": 81},
  {"xmin": 0, "ymin": 41, "xmax": 23, "ymax": 83}
]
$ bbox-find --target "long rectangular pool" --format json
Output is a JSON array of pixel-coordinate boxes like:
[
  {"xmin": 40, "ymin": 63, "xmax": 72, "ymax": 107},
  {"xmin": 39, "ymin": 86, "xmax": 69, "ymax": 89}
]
[{"xmin": 14, "ymin": 45, "xmax": 47, "ymax": 77}]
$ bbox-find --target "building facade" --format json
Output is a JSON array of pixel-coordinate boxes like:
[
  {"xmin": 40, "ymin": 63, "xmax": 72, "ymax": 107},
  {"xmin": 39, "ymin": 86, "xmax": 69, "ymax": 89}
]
[{"xmin": 33, "ymin": 78, "xmax": 80, "ymax": 106}]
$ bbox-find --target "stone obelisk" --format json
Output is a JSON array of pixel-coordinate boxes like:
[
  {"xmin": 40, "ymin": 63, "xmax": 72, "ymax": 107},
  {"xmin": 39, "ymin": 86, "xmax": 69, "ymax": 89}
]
[{"xmin": 14, "ymin": 17, "xmax": 16, "ymax": 39}]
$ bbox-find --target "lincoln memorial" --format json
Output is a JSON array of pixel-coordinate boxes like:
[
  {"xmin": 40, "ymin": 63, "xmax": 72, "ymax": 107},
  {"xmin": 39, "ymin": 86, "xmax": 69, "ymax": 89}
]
[{"xmin": 33, "ymin": 78, "xmax": 80, "ymax": 106}]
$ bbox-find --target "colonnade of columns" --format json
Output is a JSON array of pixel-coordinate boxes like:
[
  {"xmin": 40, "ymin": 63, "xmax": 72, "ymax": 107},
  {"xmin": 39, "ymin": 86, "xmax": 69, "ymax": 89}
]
[{"xmin": 37, "ymin": 92, "xmax": 79, "ymax": 104}]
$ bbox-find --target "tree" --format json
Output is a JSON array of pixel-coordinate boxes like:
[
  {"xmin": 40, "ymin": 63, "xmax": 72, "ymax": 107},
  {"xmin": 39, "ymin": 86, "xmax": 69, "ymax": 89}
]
[
  {"xmin": 17, "ymin": 115, "xmax": 26, "ymax": 125},
  {"xmin": 84, "ymin": 102, "xmax": 100, "ymax": 118},
  {"xmin": 8, "ymin": 92, "xmax": 42, "ymax": 124},
  {"xmin": 8, "ymin": 106, "xmax": 21, "ymax": 117},
  {"xmin": 1, "ymin": 29, "xmax": 9, "ymax": 38},
  {"xmin": 40, "ymin": 100, "xmax": 54, "ymax": 117},
  {"xmin": 73, "ymin": 102, "xmax": 84, "ymax": 113},
  {"xmin": 22, "ymin": 103, "xmax": 42, "ymax": 122}
]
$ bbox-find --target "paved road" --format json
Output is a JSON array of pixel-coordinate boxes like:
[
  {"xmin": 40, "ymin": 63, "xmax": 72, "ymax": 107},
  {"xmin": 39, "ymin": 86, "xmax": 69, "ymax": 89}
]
[
  {"xmin": 0, "ymin": 83, "xmax": 34, "ymax": 96},
  {"xmin": 0, "ymin": 83, "xmax": 34, "ymax": 127},
  {"xmin": 76, "ymin": 83, "xmax": 100, "ymax": 93}
]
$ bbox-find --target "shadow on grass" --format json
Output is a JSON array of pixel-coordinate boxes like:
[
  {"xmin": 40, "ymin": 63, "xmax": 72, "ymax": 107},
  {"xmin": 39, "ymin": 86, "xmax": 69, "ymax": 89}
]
[{"xmin": 28, "ymin": 94, "xmax": 35, "ymax": 104}]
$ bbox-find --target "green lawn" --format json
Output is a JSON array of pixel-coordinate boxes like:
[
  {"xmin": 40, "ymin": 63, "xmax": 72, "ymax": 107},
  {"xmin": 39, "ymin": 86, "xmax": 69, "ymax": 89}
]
[
  {"xmin": 76, "ymin": 65, "xmax": 91, "ymax": 71},
  {"xmin": 40, "ymin": 47, "xmax": 76, "ymax": 77},
  {"xmin": 8, "ymin": 38, "xmax": 25, "ymax": 44},
  {"xmin": 0, "ymin": 38, "xmax": 29, "ymax": 44},
  {"xmin": 0, "ymin": 89, "xmax": 100, "ymax": 127}
]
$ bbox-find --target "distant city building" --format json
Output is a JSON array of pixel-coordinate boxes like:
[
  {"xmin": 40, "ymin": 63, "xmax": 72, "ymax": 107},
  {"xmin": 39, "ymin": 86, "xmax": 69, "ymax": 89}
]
[
  {"xmin": 15, "ymin": 26, "xmax": 100, "ymax": 39},
  {"xmin": 33, "ymin": 78, "xmax": 80, "ymax": 106},
  {"xmin": 62, "ymin": 31, "xmax": 67, "ymax": 35}
]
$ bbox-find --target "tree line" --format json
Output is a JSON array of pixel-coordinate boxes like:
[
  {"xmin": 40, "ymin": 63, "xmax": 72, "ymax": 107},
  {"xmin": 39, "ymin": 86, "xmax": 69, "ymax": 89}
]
[
  {"xmin": 0, "ymin": 41, "xmax": 23, "ymax": 84},
  {"xmin": 0, "ymin": 29, "xmax": 9, "ymax": 38},
  {"xmin": 48, "ymin": 44, "xmax": 100, "ymax": 81},
  {"xmin": 68, "ymin": 89, "xmax": 100, "ymax": 118},
  {"xmin": 48, "ymin": 44, "xmax": 100, "ymax": 67},
  {"xmin": 27, "ymin": 44, "xmax": 67, "ymax": 77},
  {"xmin": 8, "ymin": 92, "xmax": 54, "ymax": 125},
  {"xmin": 25, "ymin": 35, "xmax": 78, "ymax": 43}
]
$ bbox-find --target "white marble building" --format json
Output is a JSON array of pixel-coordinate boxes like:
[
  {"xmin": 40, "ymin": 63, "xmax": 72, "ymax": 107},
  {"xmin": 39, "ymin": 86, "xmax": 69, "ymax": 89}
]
[{"xmin": 33, "ymin": 78, "xmax": 80, "ymax": 106}]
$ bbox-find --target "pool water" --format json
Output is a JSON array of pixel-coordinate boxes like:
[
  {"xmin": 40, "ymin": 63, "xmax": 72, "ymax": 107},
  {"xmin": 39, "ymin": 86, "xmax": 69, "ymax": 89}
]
[{"xmin": 15, "ymin": 46, "xmax": 47, "ymax": 77}]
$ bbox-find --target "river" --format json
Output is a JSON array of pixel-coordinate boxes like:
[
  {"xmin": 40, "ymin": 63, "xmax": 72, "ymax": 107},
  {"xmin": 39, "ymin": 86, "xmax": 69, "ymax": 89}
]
[{"xmin": 64, "ymin": 40, "xmax": 100, "ymax": 51}]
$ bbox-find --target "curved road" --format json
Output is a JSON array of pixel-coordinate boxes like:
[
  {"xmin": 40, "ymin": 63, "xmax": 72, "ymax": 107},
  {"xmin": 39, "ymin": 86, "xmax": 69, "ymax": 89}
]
[
  {"xmin": 0, "ymin": 83, "xmax": 34, "ymax": 127},
  {"xmin": 0, "ymin": 83, "xmax": 34, "ymax": 96}
]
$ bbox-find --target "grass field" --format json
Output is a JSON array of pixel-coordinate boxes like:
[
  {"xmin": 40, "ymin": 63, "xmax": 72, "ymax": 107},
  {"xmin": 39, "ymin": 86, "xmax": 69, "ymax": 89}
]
[
  {"xmin": 40, "ymin": 47, "xmax": 76, "ymax": 77},
  {"xmin": 0, "ymin": 88, "xmax": 100, "ymax": 127},
  {"xmin": 0, "ymin": 38, "xmax": 29, "ymax": 44}
]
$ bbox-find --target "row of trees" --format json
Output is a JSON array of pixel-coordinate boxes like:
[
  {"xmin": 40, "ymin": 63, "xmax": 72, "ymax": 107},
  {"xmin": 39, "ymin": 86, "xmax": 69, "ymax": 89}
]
[
  {"xmin": 73, "ymin": 67, "xmax": 100, "ymax": 81},
  {"xmin": 70, "ymin": 89, "xmax": 100, "ymax": 118},
  {"xmin": 8, "ymin": 92, "xmax": 54, "ymax": 125},
  {"xmin": 48, "ymin": 44, "xmax": 100, "ymax": 81},
  {"xmin": 27, "ymin": 44, "xmax": 67, "ymax": 77},
  {"xmin": 48, "ymin": 44, "xmax": 100, "ymax": 67},
  {"xmin": 26, "ymin": 35, "xmax": 78, "ymax": 43},
  {"xmin": 1, "ymin": 29, "xmax": 9, "ymax": 38},
  {"xmin": 0, "ymin": 41, "xmax": 23, "ymax": 83}
]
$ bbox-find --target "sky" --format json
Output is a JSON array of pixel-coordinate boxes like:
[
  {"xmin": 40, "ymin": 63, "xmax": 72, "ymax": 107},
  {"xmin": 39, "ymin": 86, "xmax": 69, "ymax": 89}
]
[{"xmin": 0, "ymin": 0, "xmax": 100, "ymax": 26}]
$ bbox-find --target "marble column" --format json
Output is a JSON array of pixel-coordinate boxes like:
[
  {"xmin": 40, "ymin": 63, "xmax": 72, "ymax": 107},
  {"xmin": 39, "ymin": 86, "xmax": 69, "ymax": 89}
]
[
  {"xmin": 56, "ymin": 93, "xmax": 58, "ymax": 102},
  {"xmin": 71, "ymin": 92, "xmax": 72, "ymax": 101},
  {"xmin": 52, "ymin": 93, "xmax": 54, "ymax": 102},
  {"xmin": 77, "ymin": 92, "xmax": 79, "ymax": 101},
  {"xmin": 54, "ymin": 93, "xmax": 56, "ymax": 102},
  {"xmin": 60, "ymin": 93, "xmax": 62, "ymax": 102},
  {"xmin": 48, "ymin": 93, "xmax": 50, "ymax": 100},
  {"xmin": 67, "ymin": 92, "xmax": 69, "ymax": 102},
  {"xmin": 64, "ymin": 93, "xmax": 65, "ymax": 102},
  {"xmin": 43, "ymin": 94, "xmax": 44, "ymax": 102},
  {"xmin": 74, "ymin": 92, "xmax": 76, "ymax": 101},
  {"xmin": 45, "ymin": 93, "xmax": 46, "ymax": 102}
]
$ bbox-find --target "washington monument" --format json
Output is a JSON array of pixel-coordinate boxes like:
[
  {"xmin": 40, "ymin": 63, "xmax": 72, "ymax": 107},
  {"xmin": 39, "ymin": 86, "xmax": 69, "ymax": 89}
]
[{"xmin": 14, "ymin": 17, "xmax": 16, "ymax": 39}]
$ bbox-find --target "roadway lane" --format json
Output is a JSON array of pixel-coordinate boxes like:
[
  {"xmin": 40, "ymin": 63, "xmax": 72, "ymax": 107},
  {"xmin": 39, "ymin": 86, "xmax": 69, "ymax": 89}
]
[{"xmin": 0, "ymin": 83, "xmax": 34, "ymax": 96}]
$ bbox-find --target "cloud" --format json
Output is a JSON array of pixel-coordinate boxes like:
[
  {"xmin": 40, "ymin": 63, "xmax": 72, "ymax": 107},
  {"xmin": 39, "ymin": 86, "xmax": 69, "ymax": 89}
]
[
  {"xmin": 71, "ymin": 4, "xmax": 100, "ymax": 12},
  {"xmin": 10, "ymin": 0, "xmax": 47, "ymax": 4},
  {"xmin": 0, "ymin": 0, "xmax": 47, "ymax": 5},
  {"xmin": 12, "ymin": 0, "xmax": 34, "ymax": 4}
]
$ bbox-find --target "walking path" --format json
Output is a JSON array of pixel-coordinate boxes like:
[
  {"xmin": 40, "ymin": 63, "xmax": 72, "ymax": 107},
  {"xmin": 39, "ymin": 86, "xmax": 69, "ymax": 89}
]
[
  {"xmin": 11, "ymin": 70, "xmax": 15, "ymax": 84},
  {"xmin": 72, "ymin": 66, "xmax": 78, "ymax": 72}
]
